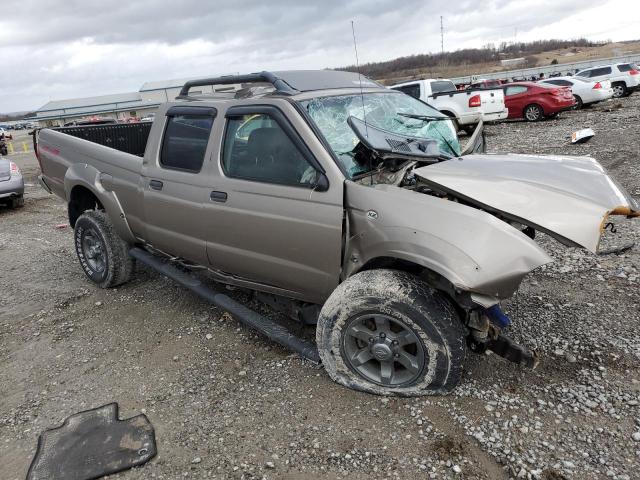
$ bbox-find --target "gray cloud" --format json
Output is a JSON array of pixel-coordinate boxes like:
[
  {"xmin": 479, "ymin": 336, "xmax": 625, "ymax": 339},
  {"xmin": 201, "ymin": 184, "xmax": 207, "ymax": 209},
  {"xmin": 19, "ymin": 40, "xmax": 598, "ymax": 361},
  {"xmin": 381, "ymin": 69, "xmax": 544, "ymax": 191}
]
[{"xmin": 0, "ymin": 0, "xmax": 631, "ymax": 112}]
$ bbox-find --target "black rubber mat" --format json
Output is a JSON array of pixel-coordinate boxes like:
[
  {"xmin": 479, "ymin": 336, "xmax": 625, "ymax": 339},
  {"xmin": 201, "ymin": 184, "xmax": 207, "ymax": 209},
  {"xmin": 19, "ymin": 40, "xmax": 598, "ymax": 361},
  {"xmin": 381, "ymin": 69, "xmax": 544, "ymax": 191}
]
[{"xmin": 27, "ymin": 403, "xmax": 156, "ymax": 480}]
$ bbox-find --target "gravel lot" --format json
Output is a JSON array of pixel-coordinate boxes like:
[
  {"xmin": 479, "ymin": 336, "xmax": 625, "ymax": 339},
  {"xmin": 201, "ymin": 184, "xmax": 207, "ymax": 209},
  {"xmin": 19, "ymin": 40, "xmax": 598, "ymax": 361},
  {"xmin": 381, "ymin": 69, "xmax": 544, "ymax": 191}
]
[{"xmin": 1, "ymin": 96, "xmax": 640, "ymax": 480}]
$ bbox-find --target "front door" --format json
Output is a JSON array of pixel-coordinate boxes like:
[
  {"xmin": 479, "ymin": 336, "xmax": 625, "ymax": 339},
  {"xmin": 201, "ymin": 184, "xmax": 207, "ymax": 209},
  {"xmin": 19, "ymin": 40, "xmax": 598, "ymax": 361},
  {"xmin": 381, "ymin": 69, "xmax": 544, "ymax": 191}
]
[
  {"xmin": 204, "ymin": 105, "xmax": 344, "ymax": 303},
  {"xmin": 141, "ymin": 106, "xmax": 216, "ymax": 265}
]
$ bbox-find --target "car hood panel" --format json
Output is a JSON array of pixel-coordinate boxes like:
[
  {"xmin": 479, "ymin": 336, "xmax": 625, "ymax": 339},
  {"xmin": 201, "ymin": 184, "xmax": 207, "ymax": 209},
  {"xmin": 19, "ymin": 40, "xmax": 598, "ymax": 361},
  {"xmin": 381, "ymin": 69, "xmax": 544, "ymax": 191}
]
[{"xmin": 414, "ymin": 153, "xmax": 639, "ymax": 253}]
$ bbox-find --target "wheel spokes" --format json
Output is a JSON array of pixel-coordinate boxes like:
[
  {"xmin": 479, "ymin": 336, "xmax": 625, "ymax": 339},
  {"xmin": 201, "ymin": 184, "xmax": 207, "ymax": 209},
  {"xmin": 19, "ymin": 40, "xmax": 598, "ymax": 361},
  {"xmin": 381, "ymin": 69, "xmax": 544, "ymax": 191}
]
[
  {"xmin": 396, "ymin": 351, "xmax": 421, "ymax": 374},
  {"xmin": 347, "ymin": 323, "xmax": 375, "ymax": 342},
  {"xmin": 379, "ymin": 360, "xmax": 394, "ymax": 385},
  {"xmin": 350, "ymin": 348, "xmax": 373, "ymax": 367}
]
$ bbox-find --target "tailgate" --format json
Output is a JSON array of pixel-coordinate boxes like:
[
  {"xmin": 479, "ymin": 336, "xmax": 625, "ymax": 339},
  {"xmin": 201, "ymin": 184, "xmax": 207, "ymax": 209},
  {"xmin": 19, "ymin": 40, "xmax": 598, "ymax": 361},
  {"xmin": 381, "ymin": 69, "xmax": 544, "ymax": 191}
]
[{"xmin": 478, "ymin": 89, "xmax": 505, "ymax": 114}]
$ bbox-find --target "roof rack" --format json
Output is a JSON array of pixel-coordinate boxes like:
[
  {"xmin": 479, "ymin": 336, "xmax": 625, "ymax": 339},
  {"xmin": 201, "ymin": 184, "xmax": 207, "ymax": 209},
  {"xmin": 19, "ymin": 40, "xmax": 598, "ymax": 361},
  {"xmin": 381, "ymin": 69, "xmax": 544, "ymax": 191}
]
[{"xmin": 177, "ymin": 71, "xmax": 297, "ymax": 100}]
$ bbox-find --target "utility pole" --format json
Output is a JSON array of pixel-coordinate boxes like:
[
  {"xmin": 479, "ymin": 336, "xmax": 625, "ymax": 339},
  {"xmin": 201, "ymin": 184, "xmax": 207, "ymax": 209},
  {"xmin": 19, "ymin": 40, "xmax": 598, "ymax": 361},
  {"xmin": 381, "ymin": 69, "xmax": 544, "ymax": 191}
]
[{"xmin": 440, "ymin": 16, "xmax": 444, "ymax": 54}]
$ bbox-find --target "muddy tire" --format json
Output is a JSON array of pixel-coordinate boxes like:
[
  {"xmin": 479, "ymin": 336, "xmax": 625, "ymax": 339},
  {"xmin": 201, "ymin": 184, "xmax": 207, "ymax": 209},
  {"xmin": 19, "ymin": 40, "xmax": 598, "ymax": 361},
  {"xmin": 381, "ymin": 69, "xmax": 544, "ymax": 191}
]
[
  {"xmin": 73, "ymin": 210, "xmax": 134, "ymax": 288},
  {"xmin": 317, "ymin": 269, "xmax": 466, "ymax": 396}
]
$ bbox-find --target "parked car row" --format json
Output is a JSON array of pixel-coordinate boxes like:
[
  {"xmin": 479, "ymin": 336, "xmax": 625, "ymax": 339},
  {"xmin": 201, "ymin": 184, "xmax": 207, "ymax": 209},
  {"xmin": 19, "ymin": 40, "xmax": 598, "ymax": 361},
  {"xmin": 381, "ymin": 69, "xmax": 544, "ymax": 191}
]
[{"xmin": 391, "ymin": 61, "xmax": 638, "ymax": 125}]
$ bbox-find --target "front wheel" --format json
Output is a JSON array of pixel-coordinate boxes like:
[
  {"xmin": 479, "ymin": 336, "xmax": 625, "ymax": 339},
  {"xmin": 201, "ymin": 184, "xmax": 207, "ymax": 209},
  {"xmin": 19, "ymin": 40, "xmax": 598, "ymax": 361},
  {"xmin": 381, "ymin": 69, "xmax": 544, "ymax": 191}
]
[
  {"xmin": 73, "ymin": 210, "xmax": 134, "ymax": 288},
  {"xmin": 317, "ymin": 269, "xmax": 466, "ymax": 396},
  {"xmin": 524, "ymin": 104, "xmax": 544, "ymax": 121}
]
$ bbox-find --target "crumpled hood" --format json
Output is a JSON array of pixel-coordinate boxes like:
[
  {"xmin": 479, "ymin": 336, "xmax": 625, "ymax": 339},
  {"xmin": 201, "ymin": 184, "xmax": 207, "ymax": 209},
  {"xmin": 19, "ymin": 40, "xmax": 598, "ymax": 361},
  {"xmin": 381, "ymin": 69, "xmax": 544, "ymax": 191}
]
[{"xmin": 414, "ymin": 153, "xmax": 639, "ymax": 253}]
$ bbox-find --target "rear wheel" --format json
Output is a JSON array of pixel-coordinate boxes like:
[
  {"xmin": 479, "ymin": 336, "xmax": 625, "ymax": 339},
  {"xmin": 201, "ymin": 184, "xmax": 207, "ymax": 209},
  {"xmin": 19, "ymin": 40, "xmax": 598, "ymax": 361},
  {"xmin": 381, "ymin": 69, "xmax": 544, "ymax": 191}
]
[
  {"xmin": 73, "ymin": 210, "xmax": 134, "ymax": 288},
  {"xmin": 612, "ymin": 82, "xmax": 627, "ymax": 98},
  {"xmin": 524, "ymin": 104, "xmax": 544, "ymax": 121},
  {"xmin": 317, "ymin": 269, "xmax": 466, "ymax": 396},
  {"xmin": 573, "ymin": 95, "xmax": 583, "ymax": 109}
]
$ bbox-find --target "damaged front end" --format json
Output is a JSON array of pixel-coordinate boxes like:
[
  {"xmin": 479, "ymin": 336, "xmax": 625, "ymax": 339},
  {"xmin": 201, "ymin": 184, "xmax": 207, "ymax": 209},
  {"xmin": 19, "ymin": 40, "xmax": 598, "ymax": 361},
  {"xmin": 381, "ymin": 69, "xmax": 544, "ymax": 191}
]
[{"xmin": 302, "ymin": 89, "xmax": 638, "ymax": 372}]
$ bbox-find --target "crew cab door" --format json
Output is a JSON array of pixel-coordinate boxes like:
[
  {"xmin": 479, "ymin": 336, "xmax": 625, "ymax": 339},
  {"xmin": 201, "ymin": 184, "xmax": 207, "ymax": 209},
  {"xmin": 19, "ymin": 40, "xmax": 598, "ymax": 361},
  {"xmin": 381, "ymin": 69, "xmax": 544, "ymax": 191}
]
[
  {"xmin": 140, "ymin": 106, "xmax": 217, "ymax": 265},
  {"xmin": 204, "ymin": 104, "xmax": 344, "ymax": 303}
]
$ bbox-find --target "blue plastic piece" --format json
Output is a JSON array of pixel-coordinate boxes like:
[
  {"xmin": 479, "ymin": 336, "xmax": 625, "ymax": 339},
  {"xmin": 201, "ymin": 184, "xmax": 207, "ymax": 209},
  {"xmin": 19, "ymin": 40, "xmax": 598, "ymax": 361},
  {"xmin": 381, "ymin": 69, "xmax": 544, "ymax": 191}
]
[{"xmin": 485, "ymin": 304, "xmax": 512, "ymax": 329}]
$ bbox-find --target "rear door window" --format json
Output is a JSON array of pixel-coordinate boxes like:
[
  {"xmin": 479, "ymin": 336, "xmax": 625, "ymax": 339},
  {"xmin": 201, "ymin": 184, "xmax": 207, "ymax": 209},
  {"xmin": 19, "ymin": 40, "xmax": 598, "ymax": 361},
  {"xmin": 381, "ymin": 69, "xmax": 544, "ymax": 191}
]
[
  {"xmin": 504, "ymin": 86, "xmax": 528, "ymax": 96},
  {"xmin": 590, "ymin": 67, "xmax": 612, "ymax": 77},
  {"xmin": 160, "ymin": 107, "xmax": 215, "ymax": 172},
  {"xmin": 576, "ymin": 70, "xmax": 591, "ymax": 78},
  {"xmin": 393, "ymin": 83, "xmax": 421, "ymax": 99}
]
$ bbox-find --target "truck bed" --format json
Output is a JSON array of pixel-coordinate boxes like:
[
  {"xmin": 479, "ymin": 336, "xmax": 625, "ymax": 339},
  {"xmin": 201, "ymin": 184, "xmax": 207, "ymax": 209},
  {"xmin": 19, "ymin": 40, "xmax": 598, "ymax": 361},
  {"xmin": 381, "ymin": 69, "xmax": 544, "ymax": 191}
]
[{"xmin": 52, "ymin": 122, "xmax": 152, "ymax": 157}]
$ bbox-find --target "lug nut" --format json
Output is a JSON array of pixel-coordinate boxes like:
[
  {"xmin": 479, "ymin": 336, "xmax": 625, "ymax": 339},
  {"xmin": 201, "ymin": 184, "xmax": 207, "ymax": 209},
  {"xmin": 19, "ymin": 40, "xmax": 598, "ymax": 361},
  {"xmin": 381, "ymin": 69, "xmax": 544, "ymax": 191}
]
[{"xmin": 380, "ymin": 333, "xmax": 386, "ymax": 339}]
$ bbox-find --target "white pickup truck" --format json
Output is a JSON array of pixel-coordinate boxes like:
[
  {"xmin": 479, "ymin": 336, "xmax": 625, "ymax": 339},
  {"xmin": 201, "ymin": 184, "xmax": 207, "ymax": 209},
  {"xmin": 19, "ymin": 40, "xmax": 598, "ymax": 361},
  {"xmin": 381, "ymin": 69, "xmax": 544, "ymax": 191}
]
[{"xmin": 390, "ymin": 79, "xmax": 507, "ymax": 133}]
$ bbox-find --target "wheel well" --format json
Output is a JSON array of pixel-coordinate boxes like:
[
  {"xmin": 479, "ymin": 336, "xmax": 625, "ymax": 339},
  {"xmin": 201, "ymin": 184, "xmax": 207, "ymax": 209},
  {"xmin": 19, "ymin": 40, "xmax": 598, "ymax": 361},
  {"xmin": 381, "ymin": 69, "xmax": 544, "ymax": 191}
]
[
  {"xmin": 357, "ymin": 256, "xmax": 470, "ymax": 321},
  {"xmin": 68, "ymin": 185, "xmax": 103, "ymax": 227}
]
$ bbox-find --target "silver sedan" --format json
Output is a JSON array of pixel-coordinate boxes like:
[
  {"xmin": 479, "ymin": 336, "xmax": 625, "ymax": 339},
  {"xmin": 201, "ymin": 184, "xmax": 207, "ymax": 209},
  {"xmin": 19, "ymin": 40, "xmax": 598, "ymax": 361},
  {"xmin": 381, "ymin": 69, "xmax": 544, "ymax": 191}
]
[{"xmin": 0, "ymin": 158, "xmax": 24, "ymax": 208}]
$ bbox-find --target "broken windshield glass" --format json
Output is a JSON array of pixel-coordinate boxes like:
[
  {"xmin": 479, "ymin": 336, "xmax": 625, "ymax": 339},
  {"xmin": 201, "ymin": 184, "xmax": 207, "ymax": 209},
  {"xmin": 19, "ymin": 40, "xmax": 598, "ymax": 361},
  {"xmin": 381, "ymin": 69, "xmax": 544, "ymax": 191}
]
[{"xmin": 299, "ymin": 92, "xmax": 460, "ymax": 178}]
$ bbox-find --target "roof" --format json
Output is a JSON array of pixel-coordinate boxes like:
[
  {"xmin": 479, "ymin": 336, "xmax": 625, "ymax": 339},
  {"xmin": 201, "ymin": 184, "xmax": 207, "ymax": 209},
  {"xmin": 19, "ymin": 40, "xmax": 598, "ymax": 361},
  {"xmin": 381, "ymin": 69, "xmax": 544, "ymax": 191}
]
[
  {"xmin": 37, "ymin": 92, "xmax": 143, "ymax": 113},
  {"xmin": 178, "ymin": 70, "xmax": 385, "ymax": 100},
  {"xmin": 271, "ymin": 70, "xmax": 382, "ymax": 92}
]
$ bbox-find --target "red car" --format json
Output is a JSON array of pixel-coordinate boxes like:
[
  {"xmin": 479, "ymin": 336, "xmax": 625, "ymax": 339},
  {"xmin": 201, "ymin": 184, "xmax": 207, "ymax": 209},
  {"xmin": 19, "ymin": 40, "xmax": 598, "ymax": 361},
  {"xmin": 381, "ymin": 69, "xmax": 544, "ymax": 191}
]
[{"xmin": 503, "ymin": 82, "xmax": 575, "ymax": 121}]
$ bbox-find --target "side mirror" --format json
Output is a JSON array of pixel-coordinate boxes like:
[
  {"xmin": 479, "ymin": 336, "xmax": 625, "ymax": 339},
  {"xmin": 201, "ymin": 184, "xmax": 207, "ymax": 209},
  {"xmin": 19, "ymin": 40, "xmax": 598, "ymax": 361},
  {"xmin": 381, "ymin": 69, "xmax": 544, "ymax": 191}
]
[{"xmin": 312, "ymin": 172, "xmax": 329, "ymax": 192}]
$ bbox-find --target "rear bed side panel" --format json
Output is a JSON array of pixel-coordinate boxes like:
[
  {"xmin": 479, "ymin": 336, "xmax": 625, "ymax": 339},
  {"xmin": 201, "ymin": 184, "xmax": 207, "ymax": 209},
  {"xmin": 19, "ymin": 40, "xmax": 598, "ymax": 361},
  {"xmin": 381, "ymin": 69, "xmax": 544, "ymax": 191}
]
[{"xmin": 38, "ymin": 129, "xmax": 145, "ymax": 241}]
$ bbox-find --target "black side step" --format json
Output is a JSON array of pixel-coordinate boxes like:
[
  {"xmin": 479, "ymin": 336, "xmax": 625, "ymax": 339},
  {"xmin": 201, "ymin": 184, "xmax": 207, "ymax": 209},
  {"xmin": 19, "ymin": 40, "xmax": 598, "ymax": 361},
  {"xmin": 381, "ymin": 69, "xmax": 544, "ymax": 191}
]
[{"xmin": 129, "ymin": 247, "xmax": 321, "ymax": 364}]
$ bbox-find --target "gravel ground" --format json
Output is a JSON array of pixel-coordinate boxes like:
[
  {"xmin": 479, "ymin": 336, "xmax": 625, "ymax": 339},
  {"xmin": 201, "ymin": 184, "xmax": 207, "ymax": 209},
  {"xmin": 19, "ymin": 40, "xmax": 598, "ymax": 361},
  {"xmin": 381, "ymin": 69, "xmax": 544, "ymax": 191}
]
[{"xmin": 1, "ymin": 96, "xmax": 640, "ymax": 480}]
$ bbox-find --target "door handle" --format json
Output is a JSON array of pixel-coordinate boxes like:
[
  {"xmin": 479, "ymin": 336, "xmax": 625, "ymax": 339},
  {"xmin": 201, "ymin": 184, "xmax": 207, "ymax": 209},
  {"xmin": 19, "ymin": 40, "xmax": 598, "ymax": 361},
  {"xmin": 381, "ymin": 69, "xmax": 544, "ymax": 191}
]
[
  {"xmin": 210, "ymin": 191, "xmax": 227, "ymax": 202},
  {"xmin": 149, "ymin": 180, "xmax": 163, "ymax": 191}
]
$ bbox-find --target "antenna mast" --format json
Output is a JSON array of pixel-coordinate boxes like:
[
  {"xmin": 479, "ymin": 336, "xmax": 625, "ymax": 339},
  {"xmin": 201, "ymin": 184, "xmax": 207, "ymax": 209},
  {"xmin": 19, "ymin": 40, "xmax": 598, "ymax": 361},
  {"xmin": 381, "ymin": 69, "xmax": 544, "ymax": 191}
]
[
  {"xmin": 440, "ymin": 16, "xmax": 444, "ymax": 54},
  {"xmin": 351, "ymin": 20, "xmax": 368, "ymax": 139}
]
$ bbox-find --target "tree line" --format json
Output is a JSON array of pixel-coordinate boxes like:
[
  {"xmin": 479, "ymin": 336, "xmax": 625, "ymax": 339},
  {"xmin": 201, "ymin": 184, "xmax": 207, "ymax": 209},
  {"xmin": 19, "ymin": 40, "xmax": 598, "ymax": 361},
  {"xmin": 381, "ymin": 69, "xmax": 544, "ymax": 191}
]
[{"xmin": 340, "ymin": 38, "xmax": 603, "ymax": 78}]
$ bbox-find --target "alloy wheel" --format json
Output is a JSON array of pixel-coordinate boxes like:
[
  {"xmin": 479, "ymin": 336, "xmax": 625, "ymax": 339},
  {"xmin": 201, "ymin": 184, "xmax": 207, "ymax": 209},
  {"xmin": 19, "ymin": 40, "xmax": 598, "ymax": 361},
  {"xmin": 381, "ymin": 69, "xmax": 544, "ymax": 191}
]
[
  {"xmin": 81, "ymin": 229, "xmax": 107, "ymax": 274},
  {"xmin": 342, "ymin": 314, "xmax": 426, "ymax": 387}
]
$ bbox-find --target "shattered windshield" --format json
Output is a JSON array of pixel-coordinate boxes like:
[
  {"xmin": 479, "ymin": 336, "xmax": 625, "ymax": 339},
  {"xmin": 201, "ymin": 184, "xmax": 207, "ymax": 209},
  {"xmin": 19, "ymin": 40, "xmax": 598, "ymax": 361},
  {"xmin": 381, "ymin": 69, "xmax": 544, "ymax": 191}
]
[{"xmin": 299, "ymin": 91, "xmax": 460, "ymax": 178}]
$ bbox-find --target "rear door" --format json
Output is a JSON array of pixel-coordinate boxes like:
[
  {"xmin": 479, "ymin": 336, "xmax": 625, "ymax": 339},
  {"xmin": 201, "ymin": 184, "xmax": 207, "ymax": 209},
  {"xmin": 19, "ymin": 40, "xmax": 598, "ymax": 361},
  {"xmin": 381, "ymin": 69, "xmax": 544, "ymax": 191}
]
[
  {"xmin": 203, "ymin": 104, "xmax": 344, "ymax": 303},
  {"xmin": 503, "ymin": 85, "xmax": 529, "ymax": 118},
  {"xmin": 140, "ymin": 105, "xmax": 216, "ymax": 265}
]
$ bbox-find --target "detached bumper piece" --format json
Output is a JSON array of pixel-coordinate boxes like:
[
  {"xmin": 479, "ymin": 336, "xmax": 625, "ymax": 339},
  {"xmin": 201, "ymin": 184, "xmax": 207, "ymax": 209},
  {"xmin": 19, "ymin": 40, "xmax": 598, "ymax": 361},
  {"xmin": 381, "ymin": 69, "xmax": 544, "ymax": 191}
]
[{"xmin": 467, "ymin": 305, "xmax": 539, "ymax": 369}]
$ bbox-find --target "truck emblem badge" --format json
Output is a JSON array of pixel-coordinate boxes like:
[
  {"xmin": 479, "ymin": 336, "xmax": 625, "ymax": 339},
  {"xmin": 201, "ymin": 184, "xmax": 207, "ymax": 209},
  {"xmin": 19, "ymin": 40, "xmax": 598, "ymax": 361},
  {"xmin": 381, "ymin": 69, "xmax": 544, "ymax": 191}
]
[{"xmin": 366, "ymin": 210, "xmax": 378, "ymax": 220}]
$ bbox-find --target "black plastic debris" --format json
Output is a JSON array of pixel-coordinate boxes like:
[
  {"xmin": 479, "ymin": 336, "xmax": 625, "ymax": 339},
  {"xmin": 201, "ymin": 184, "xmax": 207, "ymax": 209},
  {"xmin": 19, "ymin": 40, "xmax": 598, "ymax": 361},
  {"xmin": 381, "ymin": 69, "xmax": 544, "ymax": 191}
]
[{"xmin": 27, "ymin": 403, "xmax": 156, "ymax": 480}]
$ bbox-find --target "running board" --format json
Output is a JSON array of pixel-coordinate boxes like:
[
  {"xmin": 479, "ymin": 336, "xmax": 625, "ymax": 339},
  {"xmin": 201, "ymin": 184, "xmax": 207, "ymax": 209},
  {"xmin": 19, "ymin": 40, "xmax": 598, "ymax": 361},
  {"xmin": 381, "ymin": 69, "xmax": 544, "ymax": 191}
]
[{"xmin": 129, "ymin": 247, "xmax": 321, "ymax": 364}]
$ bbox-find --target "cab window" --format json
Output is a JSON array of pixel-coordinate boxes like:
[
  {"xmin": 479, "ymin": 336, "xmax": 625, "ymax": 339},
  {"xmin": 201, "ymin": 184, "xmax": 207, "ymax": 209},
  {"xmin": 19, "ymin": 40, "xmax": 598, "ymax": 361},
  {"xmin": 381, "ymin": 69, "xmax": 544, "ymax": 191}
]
[{"xmin": 392, "ymin": 83, "xmax": 421, "ymax": 99}]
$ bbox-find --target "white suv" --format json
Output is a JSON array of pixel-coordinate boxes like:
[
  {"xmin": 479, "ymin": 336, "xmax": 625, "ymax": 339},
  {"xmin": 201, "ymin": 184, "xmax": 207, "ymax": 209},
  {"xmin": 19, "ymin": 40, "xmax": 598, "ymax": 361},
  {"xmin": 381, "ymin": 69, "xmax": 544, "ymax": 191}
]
[{"xmin": 575, "ymin": 63, "xmax": 640, "ymax": 98}]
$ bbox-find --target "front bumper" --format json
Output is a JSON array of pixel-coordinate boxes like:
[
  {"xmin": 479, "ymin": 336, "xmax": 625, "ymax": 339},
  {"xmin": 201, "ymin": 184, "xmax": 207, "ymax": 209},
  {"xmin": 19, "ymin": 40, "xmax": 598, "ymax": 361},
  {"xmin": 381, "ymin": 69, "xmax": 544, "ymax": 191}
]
[{"xmin": 0, "ymin": 175, "xmax": 25, "ymax": 199}]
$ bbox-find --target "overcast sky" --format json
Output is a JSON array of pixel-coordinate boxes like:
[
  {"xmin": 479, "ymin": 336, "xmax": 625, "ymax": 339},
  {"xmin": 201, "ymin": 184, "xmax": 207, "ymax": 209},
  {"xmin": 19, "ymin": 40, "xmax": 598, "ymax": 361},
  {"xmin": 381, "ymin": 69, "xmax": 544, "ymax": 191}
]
[{"xmin": 1, "ymin": 0, "xmax": 639, "ymax": 112}]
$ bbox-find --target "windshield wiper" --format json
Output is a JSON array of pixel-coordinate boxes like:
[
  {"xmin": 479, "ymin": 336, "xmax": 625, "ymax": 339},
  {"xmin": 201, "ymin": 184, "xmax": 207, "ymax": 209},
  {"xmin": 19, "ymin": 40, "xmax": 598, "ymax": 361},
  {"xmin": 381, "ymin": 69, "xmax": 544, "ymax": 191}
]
[{"xmin": 397, "ymin": 112, "xmax": 450, "ymax": 121}]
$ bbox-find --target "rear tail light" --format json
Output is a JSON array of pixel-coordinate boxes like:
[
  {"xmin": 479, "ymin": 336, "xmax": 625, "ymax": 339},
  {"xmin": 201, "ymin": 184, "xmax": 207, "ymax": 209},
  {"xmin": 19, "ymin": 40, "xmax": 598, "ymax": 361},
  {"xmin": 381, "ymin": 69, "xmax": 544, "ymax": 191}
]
[
  {"xmin": 629, "ymin": 69, "xmax": 639, "ymax": 75},
  {"xmin": 10, "ymin": 161, "xmax": 20, "ymax": 176},
  {"xmin": 593, "ymin": 82, "xmax": 602, "ymax": 89},
  {"xmin": 549, "ymin": 88, "xmax": 562, "ymax": 96},
  {"xmin": 468, "ymin": 94, "xmax": 481, "ymax": 108}
]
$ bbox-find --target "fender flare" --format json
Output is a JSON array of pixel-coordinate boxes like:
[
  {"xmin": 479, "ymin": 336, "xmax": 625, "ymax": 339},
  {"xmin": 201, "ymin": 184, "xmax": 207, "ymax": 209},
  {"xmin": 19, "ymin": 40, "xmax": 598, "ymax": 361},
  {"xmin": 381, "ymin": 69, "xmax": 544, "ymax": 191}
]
[{"xmin": 64, "ymin": 163, "xmax": 136, "ymax": 244}]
